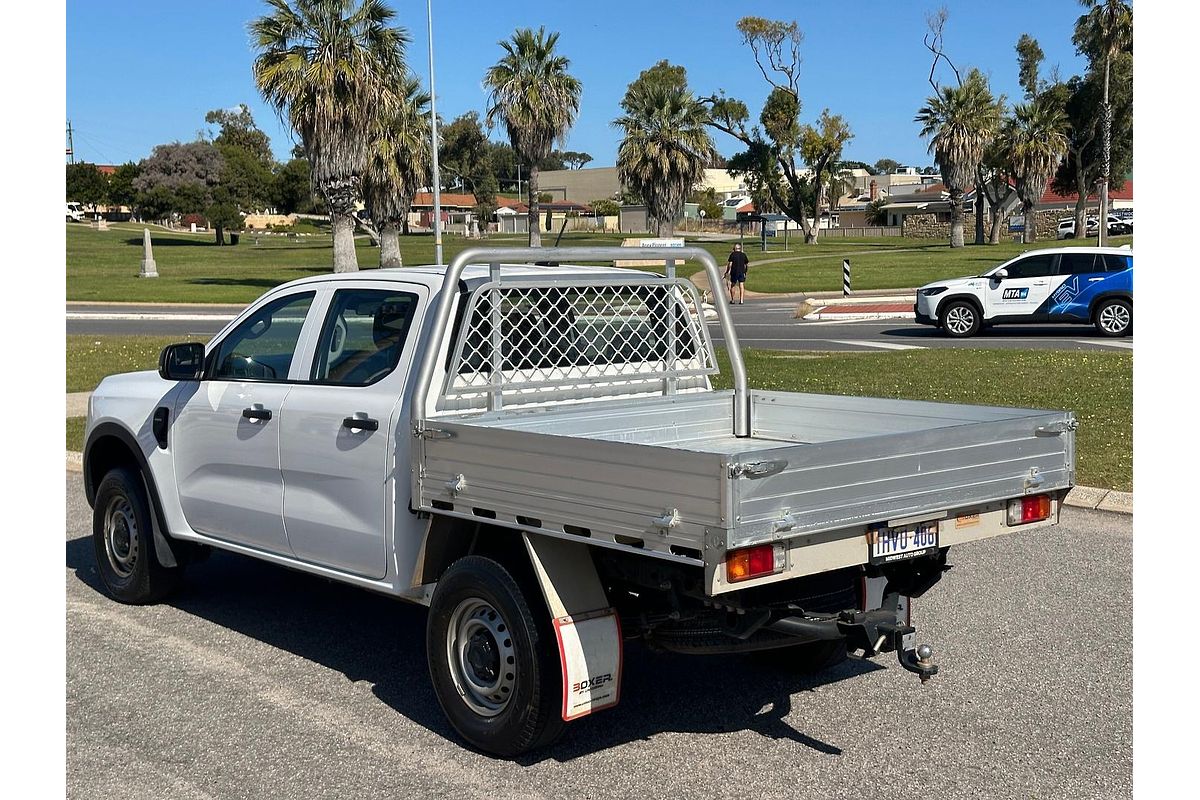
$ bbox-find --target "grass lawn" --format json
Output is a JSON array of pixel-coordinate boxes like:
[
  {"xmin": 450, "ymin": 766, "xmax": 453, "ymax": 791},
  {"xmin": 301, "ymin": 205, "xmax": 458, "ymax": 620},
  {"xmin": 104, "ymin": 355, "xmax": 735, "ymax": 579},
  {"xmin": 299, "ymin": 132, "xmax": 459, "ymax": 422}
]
[
  {"xmin": 711, "ymin": 348, "xmax": 1131, "ymax": 491},
  {"xmin": 65, "ymin": 334, "xmax": 1131, "ymax": 491},
  {"xmin": 66, "ymin": 222, "xmax": 1133, "ymax": 303}
]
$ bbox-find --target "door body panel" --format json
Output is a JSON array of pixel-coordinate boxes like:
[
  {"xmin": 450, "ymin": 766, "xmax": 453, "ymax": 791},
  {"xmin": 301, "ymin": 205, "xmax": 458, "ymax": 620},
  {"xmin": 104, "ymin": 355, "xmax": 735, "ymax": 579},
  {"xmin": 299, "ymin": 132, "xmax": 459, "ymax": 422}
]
[{"xmin": 173, "ymin": 381, "xmax": 294, "ymax": 551}]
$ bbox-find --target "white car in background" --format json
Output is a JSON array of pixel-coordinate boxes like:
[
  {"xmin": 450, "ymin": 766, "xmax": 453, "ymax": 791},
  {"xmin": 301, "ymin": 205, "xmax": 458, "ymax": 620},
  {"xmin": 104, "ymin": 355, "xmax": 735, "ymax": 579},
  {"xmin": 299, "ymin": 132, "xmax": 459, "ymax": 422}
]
[{"xmin": 66, "ymin": 202, "xmax": 85, "ymax": 222}]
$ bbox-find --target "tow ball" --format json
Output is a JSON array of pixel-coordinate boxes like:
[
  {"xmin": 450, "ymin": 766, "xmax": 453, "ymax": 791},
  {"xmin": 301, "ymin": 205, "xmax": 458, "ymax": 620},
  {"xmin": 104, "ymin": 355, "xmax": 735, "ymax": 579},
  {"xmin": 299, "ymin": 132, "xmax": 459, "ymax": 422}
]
[
  {"xmin": 832, "ymin": 609, "xmax": 939, "ymax": 683},
  {"xmin": 875, "ymin": 622, "xmax": 938, "ymax": 683}
]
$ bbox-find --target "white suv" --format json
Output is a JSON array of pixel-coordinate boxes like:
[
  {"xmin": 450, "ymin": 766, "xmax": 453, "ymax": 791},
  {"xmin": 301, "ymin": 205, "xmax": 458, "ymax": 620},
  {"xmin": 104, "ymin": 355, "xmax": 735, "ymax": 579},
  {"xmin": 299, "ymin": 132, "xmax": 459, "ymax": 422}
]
[
  {"xmin": 66, "ymin": 202, "xmax": 85, "ymax": 222},
  {"xmin": 914, "ymin": 246, "xmax": 1133, "ymax": 337}
]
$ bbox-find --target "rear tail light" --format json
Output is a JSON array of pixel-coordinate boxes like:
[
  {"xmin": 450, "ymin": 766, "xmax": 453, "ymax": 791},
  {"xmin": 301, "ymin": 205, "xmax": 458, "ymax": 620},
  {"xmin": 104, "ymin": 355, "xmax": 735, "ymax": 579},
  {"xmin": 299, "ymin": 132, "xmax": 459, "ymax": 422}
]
[
  {"xmin": 1007, "ymin": 494, "xmax": 1052, "ymax": 526},
  {"xmin": 726, "ymin": 543, "xmax": 786, "ymax": 583}
]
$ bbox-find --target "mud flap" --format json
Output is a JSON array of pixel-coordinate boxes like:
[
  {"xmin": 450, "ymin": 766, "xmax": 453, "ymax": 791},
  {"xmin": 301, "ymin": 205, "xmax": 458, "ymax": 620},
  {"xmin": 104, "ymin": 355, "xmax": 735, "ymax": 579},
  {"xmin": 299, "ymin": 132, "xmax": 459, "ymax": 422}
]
[{"xmin": 521, "ymin": 534, "xmax": 622, "ymax": 721}]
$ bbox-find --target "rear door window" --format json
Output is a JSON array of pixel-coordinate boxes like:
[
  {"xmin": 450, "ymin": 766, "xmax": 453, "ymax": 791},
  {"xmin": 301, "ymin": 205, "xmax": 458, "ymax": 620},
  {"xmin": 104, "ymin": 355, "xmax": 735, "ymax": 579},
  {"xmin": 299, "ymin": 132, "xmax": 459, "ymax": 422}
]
[
  {"xmin": 311, "ymin": 289, "xmax": 419, "ymax": 386},
  {"xmin": 1059, "ymin": 252, "xmax": 1099, "ymax": 275}
]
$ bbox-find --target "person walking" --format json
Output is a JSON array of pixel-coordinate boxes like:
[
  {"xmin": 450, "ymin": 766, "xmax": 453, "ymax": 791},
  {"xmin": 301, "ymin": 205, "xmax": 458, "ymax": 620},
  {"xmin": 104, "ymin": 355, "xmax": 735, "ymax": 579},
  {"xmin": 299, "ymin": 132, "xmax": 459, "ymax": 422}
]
[{"xmin": 724, "ymin": 243, "xmax": 750, "ymax": 304}]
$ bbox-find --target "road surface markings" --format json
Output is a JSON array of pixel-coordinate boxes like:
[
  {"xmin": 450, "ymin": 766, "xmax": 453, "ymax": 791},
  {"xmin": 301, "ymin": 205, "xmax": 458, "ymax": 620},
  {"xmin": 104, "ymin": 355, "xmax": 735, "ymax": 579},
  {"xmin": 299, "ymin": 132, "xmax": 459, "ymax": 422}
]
[
  {"xmin": 830, "ymin": 340, "xmax": 927, "ymax": 351},
  {"xmin": 1078, "ymin": 339, "xmax": 1133, "ymax": 350},
  {"xmin": 67, "ymin": 312, "xmax": 236, "ymax": 322}
]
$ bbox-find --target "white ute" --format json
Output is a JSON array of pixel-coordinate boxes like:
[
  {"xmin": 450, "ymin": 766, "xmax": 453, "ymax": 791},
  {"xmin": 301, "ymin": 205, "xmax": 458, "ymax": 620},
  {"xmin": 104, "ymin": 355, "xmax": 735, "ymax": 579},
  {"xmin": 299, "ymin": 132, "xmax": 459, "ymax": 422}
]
[{"xmin": 84, "ymin": 246, "xmax": 1077, "ymax": 756}]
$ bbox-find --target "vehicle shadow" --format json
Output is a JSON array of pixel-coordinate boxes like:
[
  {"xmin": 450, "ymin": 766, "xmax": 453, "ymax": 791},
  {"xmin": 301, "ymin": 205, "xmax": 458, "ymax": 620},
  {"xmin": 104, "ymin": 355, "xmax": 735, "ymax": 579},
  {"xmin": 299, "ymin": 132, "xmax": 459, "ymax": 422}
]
[
  {"xmin": 66, "ymin": 535, "xmax": 880, "ymax": 760},
  {"xmin": 879, "ymin": 325, "xmax": 1125, "ymax": 340}
]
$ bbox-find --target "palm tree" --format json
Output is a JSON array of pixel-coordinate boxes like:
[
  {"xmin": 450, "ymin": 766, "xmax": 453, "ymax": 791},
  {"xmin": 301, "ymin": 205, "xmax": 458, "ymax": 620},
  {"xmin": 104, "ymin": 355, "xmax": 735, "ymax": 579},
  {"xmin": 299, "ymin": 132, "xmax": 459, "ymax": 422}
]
[
  {"xmin": 613, "ymin": 82, "xmax": 716, "ymax": 237},
  {"xmin": 914, "ymin": 71, "xmax": 1003, "ymax": 248},
  {"xmin": 1075, "ymin": 0, "xmax": 1132, "ymax": 245},
  {"xmin": 251, "ymin": 0, "xmax": 409, "ymax": 272},
  {"xmin": 483, "ymin": 27, "xmax": 581, "ymax": 246},
  {"xmin": 1007, "ymin": 99, "xmax": 1069, "ymax": 243},
  {"xmin": 363, "ymin": 74, "xmax": 431, "ymax": 267}
]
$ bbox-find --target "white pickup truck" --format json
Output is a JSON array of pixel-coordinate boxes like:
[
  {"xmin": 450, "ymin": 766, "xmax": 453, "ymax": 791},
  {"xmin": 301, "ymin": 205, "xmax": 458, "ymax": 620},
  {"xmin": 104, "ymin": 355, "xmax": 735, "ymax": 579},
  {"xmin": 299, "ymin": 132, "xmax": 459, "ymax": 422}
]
[{"xmin": 83, "ymin": 246, "xmax": 1077, "ymax": 756}]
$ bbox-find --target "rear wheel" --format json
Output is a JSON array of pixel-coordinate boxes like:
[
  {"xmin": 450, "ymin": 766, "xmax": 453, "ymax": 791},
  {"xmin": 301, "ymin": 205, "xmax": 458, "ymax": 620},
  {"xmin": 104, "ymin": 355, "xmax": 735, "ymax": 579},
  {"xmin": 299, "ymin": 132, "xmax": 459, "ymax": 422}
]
[
  {"xmin": 755, "ymin": 639, "xmax": 849, "ymax": 674},
  {"xmin": 426, "ymin": 556, "xmax": 565, "ymax": 757},
  {"xmin": 1094, "ymin": 298, "xmax": 1132, "ymax": 337},
  {"xmin": 92, "ymin": 467, "xmax": 181, "ymax": 604},
  {"xmin": 941, "ymin": 301, "xmax": 981, "ymax": 338}
]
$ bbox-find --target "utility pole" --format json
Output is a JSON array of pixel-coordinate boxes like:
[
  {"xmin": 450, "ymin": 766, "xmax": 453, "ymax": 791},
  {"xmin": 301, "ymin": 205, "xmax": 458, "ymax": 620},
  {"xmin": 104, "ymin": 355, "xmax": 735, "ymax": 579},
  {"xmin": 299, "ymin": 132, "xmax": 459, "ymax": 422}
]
[
  {"xmin": 66, "ymin": 120, "xmax": 75, "ymax": 164},
  {"xmin": 426, "ymin": 0, "xmax": 443, "ymax": 266}
]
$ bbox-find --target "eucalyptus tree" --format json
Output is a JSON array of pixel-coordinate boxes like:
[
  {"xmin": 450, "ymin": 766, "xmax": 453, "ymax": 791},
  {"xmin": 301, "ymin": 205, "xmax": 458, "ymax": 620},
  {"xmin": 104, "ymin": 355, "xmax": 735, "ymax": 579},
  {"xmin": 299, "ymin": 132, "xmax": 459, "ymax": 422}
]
[
  {"xmin": 1074, "ymin": 0, "xmax": 1132, "ymax": 244},
  {"xmin": 363, "ymin": 74, "xmax": 431, "ymax": 267},
  {"xmin": 251, "ymin": 0, "xmax": 409, "ymax": 271},
  {"xmin": 1007, "ymin": 99, "xmax": 1069, "ymax": 243},
  {"xmin": 483, "ymin": 27, "xmax": 582, "ymax": 246},
  {"xmin": 703, "ymin": 17, "xmax": 853, "ymax": 244},
  {"xmin": 613, "ymin": 81, "xmax": 717, "ymax": 237},
  {"xmin": 914, "ymin": 70, "xmax": 1003, "ymax": 248}
]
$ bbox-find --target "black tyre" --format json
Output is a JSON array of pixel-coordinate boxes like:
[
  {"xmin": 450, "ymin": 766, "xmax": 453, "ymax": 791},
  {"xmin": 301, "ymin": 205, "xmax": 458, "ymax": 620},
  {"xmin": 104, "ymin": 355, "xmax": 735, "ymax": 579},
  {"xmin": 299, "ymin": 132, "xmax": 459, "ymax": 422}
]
[
  {"xmin": 1094, "ymin": 298, "xmax": 1132, "ymax": 337},
  {"xmin": 92, "ymin": 467, "xmax": 181, "ymax": 604},
  {"xmin": 756, "ymin": 639, "xmax": 849, "ymax": 674},
  {"xmin": 941, "ymin": 300, "xmax": 981, "ymax": 338},
  {"xmin": 426, "ymin": 556, "xmax": 565, "ymax": 757}
]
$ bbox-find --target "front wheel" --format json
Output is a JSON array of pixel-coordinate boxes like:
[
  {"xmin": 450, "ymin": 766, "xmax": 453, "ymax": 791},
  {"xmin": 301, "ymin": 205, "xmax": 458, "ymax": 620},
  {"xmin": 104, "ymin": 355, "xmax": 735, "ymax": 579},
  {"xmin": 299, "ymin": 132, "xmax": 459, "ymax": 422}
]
[
  {"xmin": 426, "ymin": 556, "xmax": 565, "ymax": 757},
  {"xmin": 941, "ymin": 301, "xmax": 981, "ymax": 338},
  {"xmin": 92, "ymin": 467, "xmax": 181, "ymax": 604},
  {"xmin": 1094, "ymin": 298, "xmax": 1132, "ymax": 337}
]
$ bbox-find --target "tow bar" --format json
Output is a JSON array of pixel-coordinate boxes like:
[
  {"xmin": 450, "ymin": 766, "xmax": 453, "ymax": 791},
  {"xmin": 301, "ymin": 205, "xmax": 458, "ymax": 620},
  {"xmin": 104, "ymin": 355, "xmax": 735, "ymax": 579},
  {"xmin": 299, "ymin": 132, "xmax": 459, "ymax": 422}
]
[{"xmin": 768, "ymin": 606, "xmax": 939, "ymax": 683}]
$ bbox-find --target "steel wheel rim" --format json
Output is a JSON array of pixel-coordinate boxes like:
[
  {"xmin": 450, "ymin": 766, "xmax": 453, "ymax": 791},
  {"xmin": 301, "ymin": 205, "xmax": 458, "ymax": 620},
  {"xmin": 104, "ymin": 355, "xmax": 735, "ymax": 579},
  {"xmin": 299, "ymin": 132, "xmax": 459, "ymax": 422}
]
[
  {"xmin": 446, "ymin": 598, "xmax": 516, "ymax": 717},
  {"xmin": 1100, "ymin": 304, "xmax": 1130, "ymax": 334},
  {"xmin": 945, "ymin": 306, "xmax": 974, "ymax": 335},
  {"xmin": 103, "ymin": 496, "xmax": 139, "ymax": 578}
]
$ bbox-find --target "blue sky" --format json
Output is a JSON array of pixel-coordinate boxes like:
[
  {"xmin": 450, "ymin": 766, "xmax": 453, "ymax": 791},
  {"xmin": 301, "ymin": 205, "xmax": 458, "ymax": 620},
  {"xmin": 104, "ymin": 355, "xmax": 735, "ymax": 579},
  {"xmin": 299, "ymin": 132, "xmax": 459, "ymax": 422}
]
[{"xmin": 66, "ymin": 1, "xmax": 1092, "ymax": 170}]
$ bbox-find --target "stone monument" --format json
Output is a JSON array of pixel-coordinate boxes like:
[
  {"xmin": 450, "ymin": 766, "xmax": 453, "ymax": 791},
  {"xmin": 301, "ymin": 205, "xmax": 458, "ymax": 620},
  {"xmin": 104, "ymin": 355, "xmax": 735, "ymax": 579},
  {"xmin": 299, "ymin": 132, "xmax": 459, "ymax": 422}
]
[{"xmin": 139, "ymin": 228, "xmax": 158, "ymax": 278}]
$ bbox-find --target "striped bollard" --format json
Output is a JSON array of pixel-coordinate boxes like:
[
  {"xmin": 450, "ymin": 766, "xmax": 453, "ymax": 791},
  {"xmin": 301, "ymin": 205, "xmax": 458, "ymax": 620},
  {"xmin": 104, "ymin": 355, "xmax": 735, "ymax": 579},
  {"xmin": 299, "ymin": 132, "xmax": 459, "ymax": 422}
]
[{"xmin": 842, "ymin": 259, "xmax": 851, "ymax": 296}]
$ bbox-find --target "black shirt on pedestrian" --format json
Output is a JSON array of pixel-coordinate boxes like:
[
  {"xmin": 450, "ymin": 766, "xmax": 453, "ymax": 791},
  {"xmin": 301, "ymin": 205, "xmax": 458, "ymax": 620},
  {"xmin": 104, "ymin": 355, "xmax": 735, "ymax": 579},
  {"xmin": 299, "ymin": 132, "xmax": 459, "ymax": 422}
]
[{"xmin": 727, "ymin": 250, "xmax": 749, "ymax": 279}]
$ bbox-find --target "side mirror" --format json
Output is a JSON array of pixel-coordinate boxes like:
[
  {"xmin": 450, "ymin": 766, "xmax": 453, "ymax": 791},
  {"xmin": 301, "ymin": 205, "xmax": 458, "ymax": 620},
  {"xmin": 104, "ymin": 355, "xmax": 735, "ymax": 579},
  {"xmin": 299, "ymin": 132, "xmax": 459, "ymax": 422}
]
[
  {"xmin": 992, "ymin": 268, "xmax": 1008, "ymax": 280},
  {"xmin": 159, "ymin": 343, "xmax": 206, "ymax": 381}
]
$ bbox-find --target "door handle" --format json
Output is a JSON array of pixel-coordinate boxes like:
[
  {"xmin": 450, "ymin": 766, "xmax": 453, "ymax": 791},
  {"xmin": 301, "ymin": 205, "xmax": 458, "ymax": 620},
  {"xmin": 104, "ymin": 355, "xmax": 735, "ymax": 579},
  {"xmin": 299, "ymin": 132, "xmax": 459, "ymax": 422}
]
[
  {"xmin": 242, "ymin": 406, "xmax": 272, "ymax": 422},
  {"xmin": 1088, "ymin": 277, "xmax": 1104, "ymax": 282},
  {"xmin": 1032, "ymin": 281, "xmax": 1048, "ymax": 286},
  {"xmin": 342, "ymin": 415, "xmax": 379, "ymax": 432}
]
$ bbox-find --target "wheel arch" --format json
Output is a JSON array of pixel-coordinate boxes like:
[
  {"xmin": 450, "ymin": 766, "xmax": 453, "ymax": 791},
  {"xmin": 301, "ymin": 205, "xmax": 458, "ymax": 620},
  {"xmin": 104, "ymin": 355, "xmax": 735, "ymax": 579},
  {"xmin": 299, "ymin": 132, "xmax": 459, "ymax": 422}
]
[
  {"xmin": 936, "ymin": 293, "xmax": 985, "ymax": 320},
  {"xmin": 1088, "ymin": 291, "xmax": 1133, "ymax": 322},
  {"xmin": 84, "ymin": 422, "xmax": 180, "ymax": 568}
]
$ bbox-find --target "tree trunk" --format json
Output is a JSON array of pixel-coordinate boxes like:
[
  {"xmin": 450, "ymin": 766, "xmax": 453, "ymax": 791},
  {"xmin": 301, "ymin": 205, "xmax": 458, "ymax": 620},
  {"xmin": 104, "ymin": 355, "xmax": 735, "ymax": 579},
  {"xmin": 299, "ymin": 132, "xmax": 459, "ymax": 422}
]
[
  {"xmin": 1023, "ymin": 201, "xmax": 1036, "ymax": 243},
  {"xmin": 988, "ymin": 209, "xmax": 1006, "ymax": 244},
  {"xmin": 807, "ymin": 186, "xmax": 823, "ymax": 245},
  {"xmin": 1074, "ymin": 194, "xmax": 1089, "ymax": 243},
  {"xmin": 974, "ymin": 189, "xmax": 986, "ymax": 244},
  {"xmin": 948, "ymin": 189, "xmax": 964, "ymax": 248},
  {"xmin": 380, "ymin": 223, "xmax": 402, "ymax": 268},
  {"xmin": 1098, "ymin": 54, "xmax": 1112, "ymax": 247},
  {"xmin": 331, "ymin": 212, "xmax": 359, "ymax": 272},
  {"xmin": 528, "ymin": 164, "xmax": 541, "ymax": 247},
  {"xmin": 215, "ymin": 224, "xmax": 225, "ymax": 246},
  {"xmin": 660, "ymin": 218, "xmax": 675, "ymax": 237}
]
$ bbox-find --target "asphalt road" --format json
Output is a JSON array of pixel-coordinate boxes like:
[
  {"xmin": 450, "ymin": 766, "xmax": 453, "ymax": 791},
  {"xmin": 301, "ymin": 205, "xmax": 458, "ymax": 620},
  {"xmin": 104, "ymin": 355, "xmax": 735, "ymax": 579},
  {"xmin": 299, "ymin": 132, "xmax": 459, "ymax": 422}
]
[
  {"xmin": 66, "ymin": 473, "xmax": 1131, "ymax": 799},
  {"xmin": 712, "ymin": 299, "xmax": 1135, "ymax": 353},
  {"xmin": 66, "ymin": 300, "xmax": 1133, "ymax": 353}
]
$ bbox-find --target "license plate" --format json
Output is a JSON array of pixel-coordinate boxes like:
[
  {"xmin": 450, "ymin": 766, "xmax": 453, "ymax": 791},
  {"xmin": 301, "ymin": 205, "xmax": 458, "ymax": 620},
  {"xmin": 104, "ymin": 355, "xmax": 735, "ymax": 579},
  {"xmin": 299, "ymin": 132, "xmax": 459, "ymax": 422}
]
[{"xmin": 867, "ymin": 521, "xmax": 939, "ymax": 565}]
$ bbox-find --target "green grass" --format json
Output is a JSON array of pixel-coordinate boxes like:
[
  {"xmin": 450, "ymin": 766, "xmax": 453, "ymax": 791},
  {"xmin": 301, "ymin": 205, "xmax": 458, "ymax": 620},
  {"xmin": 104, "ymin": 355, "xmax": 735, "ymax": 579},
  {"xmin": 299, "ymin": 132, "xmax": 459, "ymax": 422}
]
[
  {"xmin": 65, "ymin": 221, "xmax": 1133, "ymax": 303},
  {"xmin": 67, "ymin": 417, "xmax": 86, "ymax": 452},
  {"xmin": 67, "ymin": 335, "xmax": 178, "ymax": 392},
  {"xmin": 66, "ymin": 334, "xmax": 1131, "ymax": 491},
  {"xmin": 712, "ymin": 348, "xmax": 1131, "ymax": 492}
]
